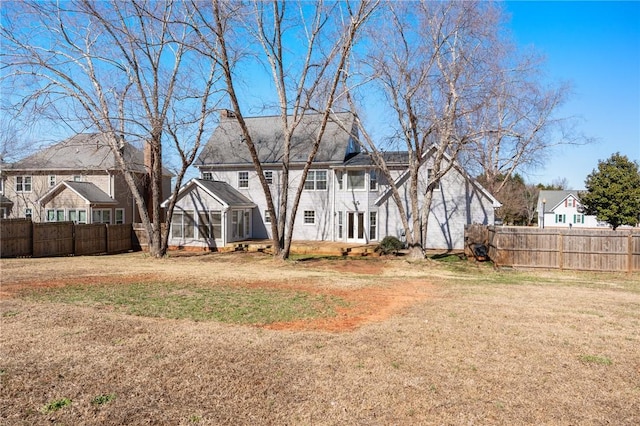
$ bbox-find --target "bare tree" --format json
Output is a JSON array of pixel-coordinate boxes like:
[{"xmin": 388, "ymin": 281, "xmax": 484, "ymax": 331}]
[
  {"xmin": 463, "ymin": 45, "xmax": 578, "ymax": 197},
  {"xmin": 1, "ymin": 0, "xmax": 221, "ymax": 257},
  {"xmin": 192, "ymin": 0, "xmax": 376, "ymax": 259},
  {"xmin": 342, "ymin": 1, "xmax": 501, "ymax": 257}
]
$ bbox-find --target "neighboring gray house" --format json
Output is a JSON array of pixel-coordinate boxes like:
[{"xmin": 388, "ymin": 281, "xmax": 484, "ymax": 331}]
[
  {"xmin": 0, "ymin": 133, "xmax": 172, "ymax": 224},
  {"xmin": 165, "ymin": 111, "xmax": 500, "ymax": 250},
  {"xmin": 537, "ymin": 190, "xmax": 603, "ymax": 229}
]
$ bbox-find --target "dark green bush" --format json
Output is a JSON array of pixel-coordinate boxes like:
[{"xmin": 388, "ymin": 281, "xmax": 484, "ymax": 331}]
[{"xmin": 377, "ymin": 236, "xmax": 404, "ymax": 255}]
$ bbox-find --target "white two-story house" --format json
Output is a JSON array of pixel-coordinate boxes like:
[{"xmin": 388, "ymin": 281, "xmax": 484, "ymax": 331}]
[
  {"xmin": 164, "ymin": 111, "xmax": 501, "ymax": 250},
  {"xmin": 537, "ymin": 190, "xmax": 603, "ymax": 228}
]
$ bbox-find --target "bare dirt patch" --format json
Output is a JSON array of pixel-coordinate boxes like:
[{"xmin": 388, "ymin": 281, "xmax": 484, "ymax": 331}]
[{"xmin": 0, "ymin": 255, "xmax": 431, "ymax": 332}]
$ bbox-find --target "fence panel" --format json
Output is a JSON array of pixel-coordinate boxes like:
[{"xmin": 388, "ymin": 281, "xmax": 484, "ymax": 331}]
[
  {"xmin": 0, "ymin": 218, "xmax": 32, "ymax": 257},
  {"xmin": 33, "ymin": 222, "xmax": 74, "ymax": 257},
  {"xmin": 1, "ymin": 219, "xmax": 135, "ymax": 258},
  {"xmin": 473, "ymin": 225, "xmax": 640, "ymax": 272},
  {"xmin": 75, "ymin": 223, "xmax": 107, "ymax": 255},
  {"xmin": 107, "ymin": 224, "xmax": 133, "ymax": 253}
]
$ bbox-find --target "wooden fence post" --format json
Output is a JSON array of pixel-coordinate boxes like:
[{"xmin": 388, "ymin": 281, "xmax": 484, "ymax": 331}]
[
  {"xmin": 628, "ymin": 233, "xmax": 633, "ymax": 274},
  {"xmin": 558, "ymin": 232, "xmax": 564, "ymax": 271}
]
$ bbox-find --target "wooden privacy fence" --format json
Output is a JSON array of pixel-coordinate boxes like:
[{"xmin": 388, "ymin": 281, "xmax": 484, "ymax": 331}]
[
  {"xmin": 0, "ymin": 219, "xmax": 133, "ymax": 258},
  {"xmin": 465, "ymin": 224, "xmax": 640, "ymax": 272}
]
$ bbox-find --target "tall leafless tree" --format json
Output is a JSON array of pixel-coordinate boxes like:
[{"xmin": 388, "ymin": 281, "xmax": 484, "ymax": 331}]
[
  {"xmin": 1, "ymin": 0, "xmax": 222, "ymax": 257},
  {"xmin": 342, "ymin": 1, "xmax": 501, "ymax": 257},
  {"xmin": 192, "ymin": 0, "xmax": 376, "ymax": 259}
]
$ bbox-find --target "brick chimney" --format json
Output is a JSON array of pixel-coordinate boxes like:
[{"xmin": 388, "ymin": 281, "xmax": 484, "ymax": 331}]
[{"xmin": 144, "ymin": 140, "xmax": 152, "ymax": 174}]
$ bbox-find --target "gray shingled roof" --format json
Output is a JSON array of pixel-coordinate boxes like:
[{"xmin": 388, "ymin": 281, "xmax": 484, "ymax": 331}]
[
  {"xmin": 195, "ymin": 179, "xmax": 256, "ymax": 207},
  {"xmin": 343, "ymin": 151, "xmax": 410, "ymax": 167},
  {"xmin": 9, "ymin": 133, "xmax": 171, "ymax": 175},
  {"xmin": 39, "ymin": 181, "xmax": 117, "ymax": 205},
  {"xmin": 538, "ymin": 190, "xmax": 582, "ymax": 212},
  {"xmin": 65, "ymin": 181, "xmax": 117, "ymax": 204},
  {"xmin": 196, "ymin": 112, "xmax": 357, "ymax": 166}
]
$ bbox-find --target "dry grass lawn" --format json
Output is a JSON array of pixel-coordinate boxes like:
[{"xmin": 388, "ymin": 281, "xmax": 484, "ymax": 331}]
[{"xmin": 1, "ymin": 252, "xmax": 639, "ymax": 425}]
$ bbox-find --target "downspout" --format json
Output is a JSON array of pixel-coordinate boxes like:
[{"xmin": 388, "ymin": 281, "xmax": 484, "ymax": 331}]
[{"xmin": 331, "ymin": 168, "xmax": 336, "ymax": 242}]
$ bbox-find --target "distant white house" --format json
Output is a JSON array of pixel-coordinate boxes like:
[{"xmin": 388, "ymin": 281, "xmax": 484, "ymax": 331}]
[
  {"xmin": 537, "ymin": 190, "xmax": 606, "ymax": 229},
  {"xmin": 164, "ymin": 111, "xmax": 501, "ymax": 250}
]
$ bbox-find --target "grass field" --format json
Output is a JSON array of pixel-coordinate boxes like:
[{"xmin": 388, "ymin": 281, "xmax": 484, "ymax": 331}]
[{"xmin": 1, "ymin": 251, "xmax": 639, "ymax": 425}]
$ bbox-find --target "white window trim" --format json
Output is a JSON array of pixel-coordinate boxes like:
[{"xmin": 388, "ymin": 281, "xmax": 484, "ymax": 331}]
[
  {"xmin": 264, "ymin": 170, "xmax": 273, "ymax": 185},
  {"xmin": 427, "ymin": 169, "xmax": 441, "ymax": 191},
  {"xmin": 303, "ymin": 210, "xmax": 316, "ymax": 225},
  {"xmin": 49, "ymin": 175, "xmax": 56, "ymax": 188},
  {"xmin": 369, "ymin": 211, "xmax": 377, "ymax": 241},
  {"xmin": 92, "ymin": 209, "xmax": 112, "ymax": 224},
  {"xmin": 16, "ymin": 176, "xmax": 32, "ymax": 193},
  {"xmin": 304, "ymin": 170, "xmax": 328, "ymax": 191},
  {"xmin": 115, "ymin": 208, "xmax": 125, "ymax": 224},
  {"xmin": 202, "ymin": 171, "xmax": 213, "ymax": 180},
  {"xmin": 346, "ymin": 170, "xmax": 366, "ymax": 191},
  {"xmin": 238, "ymin": 171, "xmax": 249, "ymax": 189},
  {"xmin": 369, "ymin": 171, "xmax": 378, "ymax": 191},
  {"xmin": 264, "ymin": 209, "xmax": 271, "ymax": 224}
]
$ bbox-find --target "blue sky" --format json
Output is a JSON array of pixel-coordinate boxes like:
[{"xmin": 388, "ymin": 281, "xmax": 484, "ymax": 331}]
[{"xmin": 505, "ymin": 1, "xmax": 640, "ymax": 189}]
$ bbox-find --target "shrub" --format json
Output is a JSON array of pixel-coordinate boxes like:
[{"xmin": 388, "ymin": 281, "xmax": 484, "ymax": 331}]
[{"xmin": 377, "ymin": 236, "xmax": 404, "ymax": 255}]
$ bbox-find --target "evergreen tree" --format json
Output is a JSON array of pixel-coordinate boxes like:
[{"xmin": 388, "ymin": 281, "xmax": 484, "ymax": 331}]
[{"xmin": 580, "ymin": 153, "xmax": 640, "ymax": 230}]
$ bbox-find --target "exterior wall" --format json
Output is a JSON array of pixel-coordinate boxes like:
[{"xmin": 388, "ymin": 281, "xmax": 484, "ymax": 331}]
[
  {"xmin": 1, "ymin": 170, "xmax": 155, "ymax": 224},
  {"xmin": 168, "ymin": 185, "xmax": 227, "ymax": 249},
  {"xmin": 200, "ymin": 161, "xmax": 497, "ymax": 250},
  {"xmin": 2, "ymin": 172, "xmax": 109, "ymax": 221},
  {"xmin": 541, "ymin": 210, "xmax": 600, "ymax": 228},
  {"xmin": 376, "ymin": 164, "xmax": 495, "ymax": 250}
]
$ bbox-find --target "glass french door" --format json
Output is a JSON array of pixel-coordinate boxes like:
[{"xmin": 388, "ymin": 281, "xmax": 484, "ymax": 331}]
[{"xmin": 347, "ymin": 211, "xmax": 365, "ymax": 242}]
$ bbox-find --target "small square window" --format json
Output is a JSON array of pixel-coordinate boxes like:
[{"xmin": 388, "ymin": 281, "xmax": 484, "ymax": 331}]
[
  {"xmin": 303, "ymin": 210, "xmax": 315, "ymax": 225},
  {"xmin": 202, "ymin": 172, "xmax": 213, "ymax": 180},
  {"xmin": 238, "ymin": 171, "xmax": 249, "ymax": 188},
  {"xmin": 264, "ymin": 171, "xmax": 273, "ymax": 185}
]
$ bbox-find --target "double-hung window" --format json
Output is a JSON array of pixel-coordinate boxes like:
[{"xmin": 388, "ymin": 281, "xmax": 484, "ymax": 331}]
[
  {"xmin": 49, "ymin": 175, "xmax": 56, "ymax": 188},
  {"xmin": 303, "ymin": 210, "xmax": 315, "ymax": 225},
  {"xmin": 304, "ymin": 170, "xmax": 327, "ymax": 190},
  {"xmin": 370, "ymin": 171, "xmax": 378, "ymax": 191},
  {"xmin": 172, "ymin": 210, "xmax": 195, "ymax": 239},
  {"xmin": 555, "ymin": 214, "xmax": 566, "ymax": 224},
  {"xmin": 264, "ymin": 171, "xmax": 273, "ymax": 185},
  {"xmin": 115, "ymin": 209, "xmax": 125, "ymax": 224},
  {"xmin": 16, "ymin": 176, "xmax": 32, "ymax": 192},
  {"xmin": 238, "ymin": 171, "xmax": 249, "ymax": 188},
  {"xmin": 369, "ymin": 212, "xmax": 377, "ymax": 240}
]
